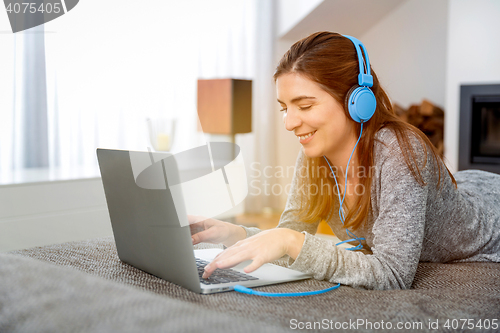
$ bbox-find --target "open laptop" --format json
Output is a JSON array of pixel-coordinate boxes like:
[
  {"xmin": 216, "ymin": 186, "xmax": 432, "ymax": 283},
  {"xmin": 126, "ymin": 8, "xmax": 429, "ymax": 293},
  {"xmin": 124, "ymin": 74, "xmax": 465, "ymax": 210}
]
[{"xmin": 96, "ymin": 148, "xmax": 311, "ymax": 294}]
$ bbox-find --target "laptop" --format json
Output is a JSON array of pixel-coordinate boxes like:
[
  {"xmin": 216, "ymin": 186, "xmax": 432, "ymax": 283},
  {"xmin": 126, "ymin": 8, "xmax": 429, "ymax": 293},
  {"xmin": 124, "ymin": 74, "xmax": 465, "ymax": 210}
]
[{"xmin": 96, "ymin": 148, "xmax": 312, "ymax": 294}]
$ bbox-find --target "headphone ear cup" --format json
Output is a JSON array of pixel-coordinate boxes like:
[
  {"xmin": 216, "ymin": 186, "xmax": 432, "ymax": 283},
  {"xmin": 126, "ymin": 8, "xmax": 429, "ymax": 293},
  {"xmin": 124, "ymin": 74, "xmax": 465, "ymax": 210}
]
[
  {"xmin": 346, "ymin": 86, "xmax": 376, "ymax": 123},
  {"xmin": 344, "ymin": 85, "xmax": 359, "ymax": 114}
]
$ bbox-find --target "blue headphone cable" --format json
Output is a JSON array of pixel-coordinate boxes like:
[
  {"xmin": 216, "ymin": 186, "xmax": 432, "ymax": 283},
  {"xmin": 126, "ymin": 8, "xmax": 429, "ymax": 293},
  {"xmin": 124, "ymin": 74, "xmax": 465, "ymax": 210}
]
[
  {"xmin": 323, "ymin": 122, "xmax": 366, "ymax": 251},
  {"xmin": 233, "ymin": 283, "xmax": 340, "ymax": 297}
]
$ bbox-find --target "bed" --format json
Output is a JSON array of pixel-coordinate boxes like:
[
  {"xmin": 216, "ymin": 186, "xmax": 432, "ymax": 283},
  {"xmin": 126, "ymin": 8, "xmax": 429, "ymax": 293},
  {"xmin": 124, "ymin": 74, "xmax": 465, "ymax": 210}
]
[{"xmin": 1, "ymin": 236, "xmax": 499, "ymax": 332}]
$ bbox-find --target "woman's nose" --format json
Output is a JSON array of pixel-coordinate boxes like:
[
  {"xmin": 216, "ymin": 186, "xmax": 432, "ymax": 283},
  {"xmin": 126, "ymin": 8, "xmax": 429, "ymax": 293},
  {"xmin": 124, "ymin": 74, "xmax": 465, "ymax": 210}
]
[{"xmin": 284, "ymin": 109, "xmax": 301, "ymax": 132}]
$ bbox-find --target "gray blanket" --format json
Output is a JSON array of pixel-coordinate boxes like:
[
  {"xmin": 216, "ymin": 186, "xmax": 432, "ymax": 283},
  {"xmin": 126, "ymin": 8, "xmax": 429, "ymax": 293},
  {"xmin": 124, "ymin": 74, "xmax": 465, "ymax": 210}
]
[{"xmin": 1, "ymin": 237, "xmax": 499, "ymax": 332}]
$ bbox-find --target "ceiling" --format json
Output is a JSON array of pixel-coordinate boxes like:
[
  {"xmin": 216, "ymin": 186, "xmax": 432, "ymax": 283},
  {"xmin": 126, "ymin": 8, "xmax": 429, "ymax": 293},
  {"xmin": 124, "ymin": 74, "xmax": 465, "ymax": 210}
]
[{"xmin": 279, "ymin": 0, "xmax": 409, "ymax": 40}]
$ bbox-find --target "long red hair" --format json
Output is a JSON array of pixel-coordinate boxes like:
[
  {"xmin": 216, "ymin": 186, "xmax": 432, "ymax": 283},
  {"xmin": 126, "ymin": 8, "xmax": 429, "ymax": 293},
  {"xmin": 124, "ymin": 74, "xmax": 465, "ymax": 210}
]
[{"xmin": 274, "ymin": 31, "xmax": 456, "ymax": 229}]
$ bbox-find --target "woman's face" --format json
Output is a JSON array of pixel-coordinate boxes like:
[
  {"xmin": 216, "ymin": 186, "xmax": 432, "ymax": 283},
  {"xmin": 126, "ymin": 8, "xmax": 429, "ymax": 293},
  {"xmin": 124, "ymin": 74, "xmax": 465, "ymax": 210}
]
[{"xmin": 276, "ymin": 73, "xmax": 357, "ymax": 162}]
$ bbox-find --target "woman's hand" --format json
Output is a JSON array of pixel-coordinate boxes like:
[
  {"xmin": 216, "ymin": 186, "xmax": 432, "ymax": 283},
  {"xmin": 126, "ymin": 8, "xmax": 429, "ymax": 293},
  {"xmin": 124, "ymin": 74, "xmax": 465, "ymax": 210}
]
[
  {"xmin": 188, "ymin": 215, "xmax": 246, "ymax": 248},
  {"xmin": 202, "ymin": 228, "xmax": 305, "ymax": 279}
]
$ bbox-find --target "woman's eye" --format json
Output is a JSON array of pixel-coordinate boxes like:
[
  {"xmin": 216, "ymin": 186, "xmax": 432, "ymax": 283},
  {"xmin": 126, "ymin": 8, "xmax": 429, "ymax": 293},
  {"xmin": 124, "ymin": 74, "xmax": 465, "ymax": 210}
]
[
  {"xmin": 280, "ymin": 108, "xmax": 287, "ymax": 112},
  {"xmin": 299, "ymin": 105, "xmax": 312, "ymax": 111}
]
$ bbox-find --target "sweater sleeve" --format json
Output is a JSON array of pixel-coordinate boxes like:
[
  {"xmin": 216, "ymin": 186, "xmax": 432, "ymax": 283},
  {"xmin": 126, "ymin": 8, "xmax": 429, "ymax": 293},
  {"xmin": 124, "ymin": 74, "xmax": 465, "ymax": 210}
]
[{"xmin": 286, "ymin": 134, "xmax": 430, "ymax": 290}]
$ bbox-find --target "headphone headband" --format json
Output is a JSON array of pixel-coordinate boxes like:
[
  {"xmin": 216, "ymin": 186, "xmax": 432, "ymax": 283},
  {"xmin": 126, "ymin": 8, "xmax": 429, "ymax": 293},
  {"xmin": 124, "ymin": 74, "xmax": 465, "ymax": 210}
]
[
  {"xmin": 343, "ymin": 35, "xmax": 373, "ymax": 87},
  {"xmin": 342, "ymin": 34, "xmax": 377, "ymax": 123}
]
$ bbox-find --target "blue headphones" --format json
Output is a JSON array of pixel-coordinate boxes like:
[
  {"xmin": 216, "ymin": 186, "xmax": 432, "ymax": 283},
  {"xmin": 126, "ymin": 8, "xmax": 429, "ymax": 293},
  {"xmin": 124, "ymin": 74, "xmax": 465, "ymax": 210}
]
[{"xmin": 343, "ymin": 35, "xmax": 377, "ymax": 123}]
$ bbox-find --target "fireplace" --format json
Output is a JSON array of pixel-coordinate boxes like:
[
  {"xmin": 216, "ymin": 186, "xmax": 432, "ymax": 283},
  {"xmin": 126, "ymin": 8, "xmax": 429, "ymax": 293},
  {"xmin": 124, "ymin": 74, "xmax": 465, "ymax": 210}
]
[{"xmin": 459, "ymin": 84, "xmax": 500, "ymax": 174}]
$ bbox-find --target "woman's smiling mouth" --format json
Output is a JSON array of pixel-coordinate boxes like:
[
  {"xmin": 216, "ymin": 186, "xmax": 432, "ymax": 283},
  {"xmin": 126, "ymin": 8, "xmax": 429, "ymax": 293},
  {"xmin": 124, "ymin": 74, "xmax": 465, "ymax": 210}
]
[{"xmin": 297, "ymin": 130, "xmax": 317, "ymax": 144}]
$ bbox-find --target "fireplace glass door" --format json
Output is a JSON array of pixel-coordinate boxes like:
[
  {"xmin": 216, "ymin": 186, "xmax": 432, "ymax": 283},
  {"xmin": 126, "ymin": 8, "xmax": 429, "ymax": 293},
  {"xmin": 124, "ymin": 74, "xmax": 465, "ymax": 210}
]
[{"xmin": 471, "ymin": 96, "xmax": 500, "ymax": 164}]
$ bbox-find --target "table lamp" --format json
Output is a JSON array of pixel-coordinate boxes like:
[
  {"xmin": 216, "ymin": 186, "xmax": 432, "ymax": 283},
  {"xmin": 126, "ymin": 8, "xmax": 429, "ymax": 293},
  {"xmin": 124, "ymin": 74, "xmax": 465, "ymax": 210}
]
[{"xmin": 197, "ymin": 79, "xmax": 252, "ymax": 154}]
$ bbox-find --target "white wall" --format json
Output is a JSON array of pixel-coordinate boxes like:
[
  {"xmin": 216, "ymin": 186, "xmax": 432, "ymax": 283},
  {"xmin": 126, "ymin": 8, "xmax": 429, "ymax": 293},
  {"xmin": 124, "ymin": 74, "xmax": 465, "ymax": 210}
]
[
  {"xmin": 277, "ymin": 0, "xmax": 323, "ymax": 37},
  {"xmin": 444, "ymin": 0, "xmax": 500, "ymax": 173},
  {"xmin": 360, "ymin": 0, "xmax": 448, "ymax": 109},
  {"xmin": 0, "ymin": 178, "xmax": 113, "ymax": 252}
]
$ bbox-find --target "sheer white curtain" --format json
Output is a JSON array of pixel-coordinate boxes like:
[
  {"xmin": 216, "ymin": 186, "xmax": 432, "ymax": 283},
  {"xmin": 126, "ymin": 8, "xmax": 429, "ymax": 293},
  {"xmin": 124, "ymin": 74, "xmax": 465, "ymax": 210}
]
[
  {"xmin": 0, "ymin": 29, "xmax": 16, "ymax": 171},
  {"xmin": 0, "ymin": 23, "xmax": 49, "ymax": 170},
  {"xmin": 44, "ymin": 0, "xmax": 257, "ymax": 170}
]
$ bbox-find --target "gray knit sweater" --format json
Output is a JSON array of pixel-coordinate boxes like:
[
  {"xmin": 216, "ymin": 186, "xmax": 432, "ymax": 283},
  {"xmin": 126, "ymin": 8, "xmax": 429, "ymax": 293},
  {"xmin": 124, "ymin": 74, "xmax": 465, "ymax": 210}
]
[{"xmin": 242, "ymin": 128, "xmax": 500, "ymax": 290}]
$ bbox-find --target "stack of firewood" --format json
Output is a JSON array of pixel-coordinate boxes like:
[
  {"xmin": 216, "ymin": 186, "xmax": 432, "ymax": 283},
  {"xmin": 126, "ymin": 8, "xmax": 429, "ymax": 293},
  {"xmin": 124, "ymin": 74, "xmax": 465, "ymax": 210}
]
[{"xmin": 394, "ymin": 99, "xmax": 444, "ymax": 156}]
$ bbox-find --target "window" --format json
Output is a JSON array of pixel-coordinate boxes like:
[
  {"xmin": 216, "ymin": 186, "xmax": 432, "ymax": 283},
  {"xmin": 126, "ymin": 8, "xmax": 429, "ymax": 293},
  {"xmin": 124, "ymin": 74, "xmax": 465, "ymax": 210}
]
[{"xmin": 0, "ymin": 0, "xmax": 256, "ymax": 174}]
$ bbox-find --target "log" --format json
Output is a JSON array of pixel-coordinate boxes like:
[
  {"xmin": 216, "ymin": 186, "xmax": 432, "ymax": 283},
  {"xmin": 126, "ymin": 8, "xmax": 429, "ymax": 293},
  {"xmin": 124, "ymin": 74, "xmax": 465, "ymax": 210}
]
[{"xmin": 393, "ymin": 100, "xmax": 445, "ymax": 156}]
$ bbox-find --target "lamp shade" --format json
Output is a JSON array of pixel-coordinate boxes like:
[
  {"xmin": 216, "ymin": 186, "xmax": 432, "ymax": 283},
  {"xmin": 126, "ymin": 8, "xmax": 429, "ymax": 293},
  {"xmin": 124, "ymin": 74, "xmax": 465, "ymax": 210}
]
[{"xmin": 197, "ymin": 79, "xmax": 252, "ymax": 134}]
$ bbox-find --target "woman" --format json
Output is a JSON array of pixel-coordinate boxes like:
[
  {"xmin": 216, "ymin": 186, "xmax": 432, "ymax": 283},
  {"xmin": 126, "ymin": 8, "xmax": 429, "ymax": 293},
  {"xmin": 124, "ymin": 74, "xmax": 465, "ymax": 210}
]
[{"xmin": 189, "ymin": 32, "xmax": 500, "ymax": 290}]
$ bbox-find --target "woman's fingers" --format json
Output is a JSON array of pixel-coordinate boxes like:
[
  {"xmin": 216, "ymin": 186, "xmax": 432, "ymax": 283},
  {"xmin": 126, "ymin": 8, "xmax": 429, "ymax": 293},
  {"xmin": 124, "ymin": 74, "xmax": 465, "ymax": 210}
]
[
  {"xmin": 191, "ymin": 226, "xmax": 219, "ymax": 245},
  {"xmin": 243, "ymin": 258, "xmax": 264, "ymax": 274},
  {"xmin": 189, "ymin": 220, "xmax": 206, "ymax": 234},
  {"xmin": 191, "ymin": 233, "xmax": 202, "ymax": 245},
  {"xmin": 202, "ymin": 247, "xmax": 253, "ymax": 278},
  {"xmin": 190, "ymin": 219, "xmax": 239, "ymax": 247},
  {"xmin": 201, "ymin": 229, "xmax": 293, "ymax": 279}
]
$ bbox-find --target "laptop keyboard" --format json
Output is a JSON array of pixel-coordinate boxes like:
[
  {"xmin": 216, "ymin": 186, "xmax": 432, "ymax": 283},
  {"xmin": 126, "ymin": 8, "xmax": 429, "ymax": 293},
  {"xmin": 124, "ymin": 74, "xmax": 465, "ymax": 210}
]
[{"xmin": 196, "ymin": 258, "xmax": 259, "ymax": 285}]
